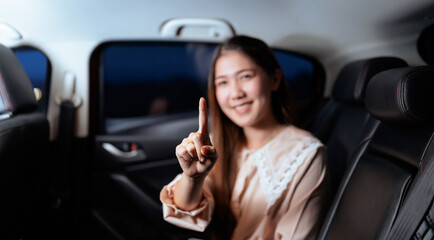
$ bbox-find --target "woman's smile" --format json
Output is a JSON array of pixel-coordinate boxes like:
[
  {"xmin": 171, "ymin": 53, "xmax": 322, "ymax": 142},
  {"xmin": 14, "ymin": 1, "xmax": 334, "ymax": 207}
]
[{"xmin": 233, "ymin": 102, "xmax": 253, "ymax": 114}]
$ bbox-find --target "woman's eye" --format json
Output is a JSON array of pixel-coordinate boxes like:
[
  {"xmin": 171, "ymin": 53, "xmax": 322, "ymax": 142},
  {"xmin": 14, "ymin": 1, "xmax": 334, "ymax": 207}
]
[
  {"xmin": 216, "ymin": 80, "xmax": 227, "ymax": 86},
  {"xmin": 240, "ymin": 73, "xmax": 253, "ymax": 80},
  {"xmin": 240, "ymin": 73, "xmax": 255, "ymax": 80}
]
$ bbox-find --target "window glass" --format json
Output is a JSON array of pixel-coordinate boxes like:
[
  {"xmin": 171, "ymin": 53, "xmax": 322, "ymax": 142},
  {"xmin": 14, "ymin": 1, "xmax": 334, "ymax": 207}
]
[
  {"xmin": 96, "ymin": 42, "xmax": 323, "ymax": 133},
  {"xmin": 274, "ymin": 50, "xmax": 324, "ymax": 116},
  {"xmin": 274, "ymin": 49, "xmax": 317, "ymax": 107},
  {"xmin": 13, "ymin": 47, "xmax": 51, "ymax": 114},
  {"xmin": 102, "ymin": 43, "xmax": 215, "ymax": 119}
]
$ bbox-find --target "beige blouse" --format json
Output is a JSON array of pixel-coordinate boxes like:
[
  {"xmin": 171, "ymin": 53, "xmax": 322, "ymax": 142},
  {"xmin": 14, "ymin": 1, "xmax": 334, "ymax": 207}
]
[{"xmin": 160, "ymin": 125, "xmax": 328, "ymax": 240}]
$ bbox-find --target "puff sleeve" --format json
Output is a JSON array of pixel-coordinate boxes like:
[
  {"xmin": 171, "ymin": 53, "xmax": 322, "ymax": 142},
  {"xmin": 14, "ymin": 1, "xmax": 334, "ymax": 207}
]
[{"xmin": 159, "ymin": 174, "xmax": 215, "ymax": 232}]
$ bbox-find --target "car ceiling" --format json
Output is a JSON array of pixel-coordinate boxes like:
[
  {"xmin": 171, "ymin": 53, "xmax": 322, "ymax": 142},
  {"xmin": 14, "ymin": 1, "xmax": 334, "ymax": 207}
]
[
  {"xmin": 1, "ymin": 0, "xmax": 433, "ymax": 77},
  {"xmin": 1, "ymin": 2, "xmax": 432, "ymax": 50}
]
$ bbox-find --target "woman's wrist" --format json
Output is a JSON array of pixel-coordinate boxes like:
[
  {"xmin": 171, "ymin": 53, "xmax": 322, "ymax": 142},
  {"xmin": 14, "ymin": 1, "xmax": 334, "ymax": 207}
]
[
  {"xmin": 182, "ymin": 172, "xmax": 206, "ymax": 184},
  {"xmin": 172, "ymin": 172, "xmax": 206, "ymax": 211}
]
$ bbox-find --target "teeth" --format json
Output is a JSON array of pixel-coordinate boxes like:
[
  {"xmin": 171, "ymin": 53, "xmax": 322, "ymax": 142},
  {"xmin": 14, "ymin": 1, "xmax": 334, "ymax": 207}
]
[{"xmin": 235, "ymin": 103, "xmax": 250, "ymax": 110}]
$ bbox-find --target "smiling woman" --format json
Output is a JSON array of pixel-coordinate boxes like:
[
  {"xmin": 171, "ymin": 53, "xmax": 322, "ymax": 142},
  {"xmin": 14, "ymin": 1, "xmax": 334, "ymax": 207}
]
[{"xmin": 160, "ymin": 35, "xmax": 329, "ymax": 240}]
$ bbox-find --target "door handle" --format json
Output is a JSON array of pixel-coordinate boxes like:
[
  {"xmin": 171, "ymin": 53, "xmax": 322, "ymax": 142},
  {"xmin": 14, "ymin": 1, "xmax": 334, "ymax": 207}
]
[{"xmin": 102, "ymin": 143, "xmax": 146, "ymax": 160}]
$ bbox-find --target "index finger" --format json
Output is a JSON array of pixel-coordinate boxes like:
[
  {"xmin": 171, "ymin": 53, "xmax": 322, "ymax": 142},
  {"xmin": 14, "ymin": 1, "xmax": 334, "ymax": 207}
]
[{"xmin": 198, "ymin": 97, "xmax": 208, "ymax": 135}]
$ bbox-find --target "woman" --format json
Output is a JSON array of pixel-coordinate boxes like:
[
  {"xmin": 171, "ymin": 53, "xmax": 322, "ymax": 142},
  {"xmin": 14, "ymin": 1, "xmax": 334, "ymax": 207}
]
[{"xmin": 160, "ymin": 35, "xmax": 328, "ymax": 239}]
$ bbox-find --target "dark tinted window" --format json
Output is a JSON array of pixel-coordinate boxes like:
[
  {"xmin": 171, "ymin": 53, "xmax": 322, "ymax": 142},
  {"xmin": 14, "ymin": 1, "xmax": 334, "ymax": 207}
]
[
  {"xmin": 102, "ymin": 43, "xmax": 215, "ymax": 119},
  {"xmin": 13, "ymin": 47, "xmax": 51, "ymax": 114},
  {"xmin": 274, "ymin": 49, "xmax": 319, "ymax": 111},
  {"xmin": 95, "ymin": 41, "xmax": 323, "ymax": 133}
]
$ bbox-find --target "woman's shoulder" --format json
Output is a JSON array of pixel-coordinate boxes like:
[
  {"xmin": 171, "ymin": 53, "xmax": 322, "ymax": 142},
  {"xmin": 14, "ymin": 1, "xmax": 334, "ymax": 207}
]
[
  {"xmin": 272, "ymin": 125, "xmax": 322, "ymax": 151},
  {"xmin": 252, "ymin": 124, "xmax": 324, "ymax": 168},
  {"xmin": 261, "ymin": 125, "xmax": 324, "ymax": 172}
]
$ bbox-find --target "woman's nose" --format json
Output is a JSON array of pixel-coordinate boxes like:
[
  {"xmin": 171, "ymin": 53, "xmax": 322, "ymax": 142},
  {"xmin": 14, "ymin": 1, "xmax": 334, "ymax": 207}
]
[{"xmin": 230, "ymin": 82, "xmax": 245, "ymax": 99}]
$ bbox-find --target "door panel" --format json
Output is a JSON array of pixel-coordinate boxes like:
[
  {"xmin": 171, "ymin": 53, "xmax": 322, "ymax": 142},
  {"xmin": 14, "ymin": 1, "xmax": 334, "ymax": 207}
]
[{"xmin": 89, "ymin": 114, "xmax": 211, "ymax": 239}]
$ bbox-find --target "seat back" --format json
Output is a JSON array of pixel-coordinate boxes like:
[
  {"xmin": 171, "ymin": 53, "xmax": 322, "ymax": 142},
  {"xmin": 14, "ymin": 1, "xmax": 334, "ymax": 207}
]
[
  {"xmin": 319, "ymin": 66, "xmax": 434, "ymax": 240},
  {"xmin": 310, "ymin": 57, "xmax": 408, "ymax": 194},
  {"xmin": 0, "ymin": 43, "xmax": 50, "ymax": 238}
]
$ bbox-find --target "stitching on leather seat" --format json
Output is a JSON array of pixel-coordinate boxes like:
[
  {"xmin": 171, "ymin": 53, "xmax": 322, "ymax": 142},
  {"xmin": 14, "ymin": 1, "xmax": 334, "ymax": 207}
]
[
  {"xmin": 397, "ymin": 72, "xmax": 412, "ymax": 121},
  {"xmin": 0, "ymin": 73, "xmax": 13, "ymax": 111},
  {"xmin": 400, "ymin": 69, "xmax": 427, "ymax": 121},
  {"xmin": 354, "ymin": 61, "xmax": 369, "ymax": 102}
]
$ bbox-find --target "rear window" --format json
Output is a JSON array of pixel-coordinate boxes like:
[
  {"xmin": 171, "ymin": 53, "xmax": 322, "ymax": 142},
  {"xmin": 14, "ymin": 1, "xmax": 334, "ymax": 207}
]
[
  {"xmin": 91, "ymin": 41, "xmax": 324, "ymax": 133},
  {"xmin": 13, "ymin": 47, "xmax": 51, "ymax": 114}
]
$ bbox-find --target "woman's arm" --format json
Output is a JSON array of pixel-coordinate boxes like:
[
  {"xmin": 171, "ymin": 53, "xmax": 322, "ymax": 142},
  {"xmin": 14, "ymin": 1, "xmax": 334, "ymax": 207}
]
[
  {"xmin": 173, "ymin": 170, "xmax": 207, "ymax": 210},
  {"xmin": 172, "ymin": 98, "xmax": 218, "ymax": 210}
]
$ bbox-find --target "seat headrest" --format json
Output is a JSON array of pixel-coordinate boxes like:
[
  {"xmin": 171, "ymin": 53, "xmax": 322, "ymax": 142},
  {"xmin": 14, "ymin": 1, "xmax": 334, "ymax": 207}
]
[
  {"xmin": 333, "ymin": 57, "xmax": 408, "ymax": 104},
  {"xmin": 365, "ymin": 66, "xmax": 434, "ymax": 124},
  {"xmin": 0, "ymin": 44, "xmax": 37, "ymax": 116}
]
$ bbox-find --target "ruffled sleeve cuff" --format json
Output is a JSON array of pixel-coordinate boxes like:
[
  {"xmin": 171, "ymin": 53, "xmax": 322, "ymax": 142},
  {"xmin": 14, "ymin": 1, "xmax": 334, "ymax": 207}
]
[{"xmin": 160, "ymin": 174, "xmax": 214, "ymax": 232}]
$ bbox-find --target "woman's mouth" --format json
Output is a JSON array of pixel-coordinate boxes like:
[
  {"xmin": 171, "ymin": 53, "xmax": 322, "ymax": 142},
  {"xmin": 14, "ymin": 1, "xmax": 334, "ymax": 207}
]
[{"xmin": 233, "ymin": 102, "xmax": 252, "ymax": 114}]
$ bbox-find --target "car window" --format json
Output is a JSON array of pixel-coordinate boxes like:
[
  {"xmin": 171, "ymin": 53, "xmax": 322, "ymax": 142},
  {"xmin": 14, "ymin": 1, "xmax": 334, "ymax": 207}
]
[
  {"xmin": 13, "ymin": 47, "xmax": 51, "ymax": 114},
  {"xmin": 274, "ymin": 49, "xmax": 320, "ymax": 107},
  {"xmin": 102, "ymin": 43, "xmax": 214, "ymax": 119},
  {"xmin": 92, "ymin": 41, "xmax": 324, "ymax": 134}
]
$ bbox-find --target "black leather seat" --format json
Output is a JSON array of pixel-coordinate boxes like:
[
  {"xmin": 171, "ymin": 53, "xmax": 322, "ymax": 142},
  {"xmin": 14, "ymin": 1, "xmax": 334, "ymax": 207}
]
[
  {"xmin": 318, "ymin": 65, "xmax": 434, "ymax": 240},
  {"xmin": 0, "ymin": 44, "xmax": 50, "ymax": 238},
  {"xmin": 309, "ymin": 57, "xmax": 407, "ymax": 194}
]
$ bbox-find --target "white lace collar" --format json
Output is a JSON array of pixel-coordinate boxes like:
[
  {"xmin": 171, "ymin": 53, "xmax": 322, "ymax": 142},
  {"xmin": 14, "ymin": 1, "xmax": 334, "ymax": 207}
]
[{"xmin": 246, "ymin": 137, "xmax": 322, "ymax": 208}]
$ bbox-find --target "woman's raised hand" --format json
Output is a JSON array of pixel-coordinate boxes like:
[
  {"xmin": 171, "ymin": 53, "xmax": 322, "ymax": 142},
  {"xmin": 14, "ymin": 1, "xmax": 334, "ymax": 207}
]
[{"xmin": 175, "ymin": 98, "xmax": 218, "ymax": 179}]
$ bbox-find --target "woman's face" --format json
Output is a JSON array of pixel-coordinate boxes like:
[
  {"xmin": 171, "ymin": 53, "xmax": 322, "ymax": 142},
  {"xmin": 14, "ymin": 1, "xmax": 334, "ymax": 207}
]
[{"xmin": 214, "ymin": 50, "xmax": 280, "ymax": 129}]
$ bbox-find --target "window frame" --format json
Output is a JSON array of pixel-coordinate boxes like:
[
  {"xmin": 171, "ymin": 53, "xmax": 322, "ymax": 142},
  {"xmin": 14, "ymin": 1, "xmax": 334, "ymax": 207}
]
[{"xmin": 89, "ymin": 40, "xmax": 325, "ymax": 135}]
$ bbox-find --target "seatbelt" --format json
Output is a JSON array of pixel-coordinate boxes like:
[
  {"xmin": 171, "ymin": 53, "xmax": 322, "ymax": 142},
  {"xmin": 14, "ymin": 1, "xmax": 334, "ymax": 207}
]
[
  {"xmin": 51, "ymin": 100, "xmax": 76, "ymax": 208},
  {"xmin": 386, "ymin": 133, "xmax": 434, "ymax": 239},
  {"xmin": 51, "ymin": 72, "xmax": 82, "ymax": 209}
]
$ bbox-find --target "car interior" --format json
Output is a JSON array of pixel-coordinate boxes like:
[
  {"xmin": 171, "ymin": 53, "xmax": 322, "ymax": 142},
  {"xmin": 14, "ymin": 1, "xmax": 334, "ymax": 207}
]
[{"xmin": 0, "ymin": 0, "xmax": 433, "ymax": 239}]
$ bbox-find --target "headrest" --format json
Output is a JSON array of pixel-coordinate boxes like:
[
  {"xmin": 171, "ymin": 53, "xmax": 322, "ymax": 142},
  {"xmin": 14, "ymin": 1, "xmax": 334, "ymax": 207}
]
[
  {"xmin": 333, "ymin": 57, "xmax": 408, "ymax": 104},
  {"xmin": 0, "ymin": 44, "xmax": 37, "ymax": 116},
  {"xmin": 418, "ymin": 23, "xmax": 434, "ymax": 65},
  {"xmin": 365, "ymin": 66, "xmax": 434, "ymax": 124}
]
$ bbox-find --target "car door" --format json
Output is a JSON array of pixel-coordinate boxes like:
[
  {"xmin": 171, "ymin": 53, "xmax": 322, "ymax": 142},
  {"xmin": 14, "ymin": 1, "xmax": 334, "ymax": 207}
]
[{"xmin": 87, "ymin": 41, "xmax": 215, "ymax": 240}]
